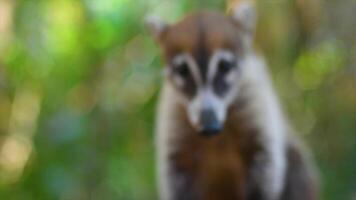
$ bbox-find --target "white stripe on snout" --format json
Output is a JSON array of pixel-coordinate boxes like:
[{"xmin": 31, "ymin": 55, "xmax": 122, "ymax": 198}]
[
  {"xmin": 207, "ymin": 49, "xmax": 235, "ymax": 84},
  {"xmin": 188, "ymin": 87, "xmax": 227, "ymax": 129},
  {"xmin": 172, "ymin": 53, "xmax": 203, "ymax": 87}
]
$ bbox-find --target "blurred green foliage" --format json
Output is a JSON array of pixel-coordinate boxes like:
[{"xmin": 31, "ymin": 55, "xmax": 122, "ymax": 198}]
[{"xmin": 0, "ymin": 0, "xmax": 355, "ymax": 199}]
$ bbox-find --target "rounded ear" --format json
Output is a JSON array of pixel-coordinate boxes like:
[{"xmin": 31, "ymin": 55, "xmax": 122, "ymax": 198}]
[
  {"xmin": 145, "ymin": 15, "xmax": 169, "ymax": 42},
  {"xmin": 229, "ymin": 1, "xmax": 257, "ymax": 35}
]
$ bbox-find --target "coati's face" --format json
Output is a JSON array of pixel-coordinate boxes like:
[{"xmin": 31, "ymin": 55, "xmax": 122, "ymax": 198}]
[{"xmin": 147, "ymin": 3, "xmax": 256, "ymax": 136}]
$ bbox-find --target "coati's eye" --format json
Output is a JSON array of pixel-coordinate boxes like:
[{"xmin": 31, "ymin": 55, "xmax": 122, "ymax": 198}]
[
  {"xmin": 218, "ymin": 60, "xmax": 234, "ymax": 74},
  {"xmin": 175, "ymin": 63, "xmax": 190, "ymax": 78}
]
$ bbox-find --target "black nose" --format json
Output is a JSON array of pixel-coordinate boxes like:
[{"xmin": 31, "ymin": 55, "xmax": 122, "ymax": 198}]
[{"xmin": 200, "ymin": 109, "xmax": 222, "ymax": 136}]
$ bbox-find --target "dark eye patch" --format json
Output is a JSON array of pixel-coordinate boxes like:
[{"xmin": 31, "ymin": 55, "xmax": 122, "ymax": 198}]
[
  {"xmin": 213, "ymin": 59, "xmax": 236, "ymax": 97},
  {"xmin": 174, "ymin": 62, "xmax": 190, "ymax": 78},
  {"xmin": 171, "ymin": 62, "xmax": 197, "ymax": 99},
  {"xmin": 218, "ymin": 59, "xmax": 234, "ymax": 74}
]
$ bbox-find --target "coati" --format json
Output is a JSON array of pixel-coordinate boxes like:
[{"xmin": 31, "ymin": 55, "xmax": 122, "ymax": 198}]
[{"xmin": 146, "ymin": 1, "xmax": 318, "ymax": 200}]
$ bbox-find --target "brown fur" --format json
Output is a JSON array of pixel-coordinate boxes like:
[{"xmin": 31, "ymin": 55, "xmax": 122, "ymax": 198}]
[
  {"xmin": 165, "ymin": 101, "xmax": 318, "ymax": 200},
  {"xmin": 159, "ymin": 12, "xmax": 243, "ymax": 63},
  {"xmin": 166, "ymin": 97, "xmax": 263, "ymax": 199}
]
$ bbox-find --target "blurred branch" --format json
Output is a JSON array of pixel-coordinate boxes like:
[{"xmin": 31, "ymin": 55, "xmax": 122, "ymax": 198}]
[
  {"xmin": 0, "ymin": 0, "xmax": 15, "ymax": 52},
  {"xmin": 0, "ymin": 87, "xmax": 41, "ymax": 184}
]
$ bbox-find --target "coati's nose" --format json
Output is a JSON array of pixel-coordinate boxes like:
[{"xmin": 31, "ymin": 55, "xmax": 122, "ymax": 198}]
[{"xmin": 200, "ymin": 109, "xmax": 222, "ymax": 136}]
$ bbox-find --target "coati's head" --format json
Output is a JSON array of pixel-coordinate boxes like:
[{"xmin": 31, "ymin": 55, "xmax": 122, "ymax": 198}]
[{"xmin": 147, "ymin": 2, "xmax": 256, "ymax": 136}]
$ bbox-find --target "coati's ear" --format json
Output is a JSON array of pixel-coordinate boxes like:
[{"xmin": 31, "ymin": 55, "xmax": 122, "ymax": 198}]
[
  {"xmin": 145, "ymin": 16, "xmax": 169, "ymax": 42},
  {"xmin": 229, "ymin": 1, "xmax": 256, "ymax": 36}
]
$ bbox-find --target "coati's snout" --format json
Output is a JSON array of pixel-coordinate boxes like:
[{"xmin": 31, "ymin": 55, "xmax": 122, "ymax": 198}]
[
  {"xmin": 199, "ymin": 108, "xmax": 222, "ymax": 136},
  {"xmin": 187, "ymin": 88, "xmax": 230, "ymax": 136}
]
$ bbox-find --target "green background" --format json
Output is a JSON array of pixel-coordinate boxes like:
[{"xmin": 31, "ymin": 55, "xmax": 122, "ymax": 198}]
[{"xmin": 0, "ymin": 0, "xmax": 355, "ymax": 199}]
